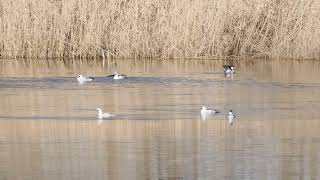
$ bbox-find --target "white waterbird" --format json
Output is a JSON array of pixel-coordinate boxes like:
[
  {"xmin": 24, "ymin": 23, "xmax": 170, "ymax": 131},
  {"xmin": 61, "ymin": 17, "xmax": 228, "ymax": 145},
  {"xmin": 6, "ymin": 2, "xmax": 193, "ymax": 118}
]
[
  {"xmin": 96, "ymin": 108, "xmax": 114, "ymax": 119},
  {"xmin": 227, "ymin": 110, "xmax": 236, "ymax": 125},
  {"xmin": 223, "ymin": 65, "xmax": 235, "ymax": 75},
  {"xmin": 113, "ymin": 72, "xmax": 126, "ymax": 80},
  {"xmin": 201, "ymin": 106, "xmax": 220, "ymax": 120},
  {"xmin": 107, "ymin": 72, "xmax": 127, "ymax": 80},
  {"xmin": 77, "ymin": 75, "xmax": 94, "ymax": 82}
]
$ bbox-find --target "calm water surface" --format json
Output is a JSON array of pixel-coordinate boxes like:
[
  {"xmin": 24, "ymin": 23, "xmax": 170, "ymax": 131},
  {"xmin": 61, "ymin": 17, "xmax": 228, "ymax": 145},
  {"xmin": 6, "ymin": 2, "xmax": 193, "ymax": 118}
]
[{"xmin": 0, "ymin": 59, "xmax": 320, "ymax": 180}]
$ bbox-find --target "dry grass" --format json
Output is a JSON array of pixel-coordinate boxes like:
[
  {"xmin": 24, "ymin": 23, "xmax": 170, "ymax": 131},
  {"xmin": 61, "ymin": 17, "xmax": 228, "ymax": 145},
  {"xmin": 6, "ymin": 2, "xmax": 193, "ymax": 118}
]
[{"xmin": 0, "ymin": 0, "xmax": 319, "ymax": 60}]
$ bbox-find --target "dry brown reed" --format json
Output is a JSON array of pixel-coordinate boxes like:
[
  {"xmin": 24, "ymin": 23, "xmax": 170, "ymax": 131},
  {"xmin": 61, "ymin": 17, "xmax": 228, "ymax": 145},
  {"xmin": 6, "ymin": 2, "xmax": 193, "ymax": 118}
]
[{"xmin": 0, "ymin": 0, "xmax": 319, "ymax": 60}]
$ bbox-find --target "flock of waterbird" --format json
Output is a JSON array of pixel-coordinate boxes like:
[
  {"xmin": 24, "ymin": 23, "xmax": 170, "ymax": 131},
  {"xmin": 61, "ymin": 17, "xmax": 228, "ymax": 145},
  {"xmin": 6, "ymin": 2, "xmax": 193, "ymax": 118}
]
[{"xmin": 77, "ymin": 65, "xmax": 236, "ymax": 124}]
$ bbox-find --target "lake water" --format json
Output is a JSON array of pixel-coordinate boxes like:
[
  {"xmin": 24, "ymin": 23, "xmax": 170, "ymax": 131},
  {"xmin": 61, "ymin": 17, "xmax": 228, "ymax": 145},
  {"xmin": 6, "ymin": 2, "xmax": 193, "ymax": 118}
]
[{"xmin": 0, "ymin": 59, "xmax": 320, "ymax": 180}]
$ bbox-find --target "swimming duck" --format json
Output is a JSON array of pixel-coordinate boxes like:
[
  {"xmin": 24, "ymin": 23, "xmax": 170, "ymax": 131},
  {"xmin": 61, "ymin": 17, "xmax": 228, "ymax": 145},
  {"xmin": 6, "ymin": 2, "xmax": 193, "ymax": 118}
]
[
  {"xmin": 223, "ymin": 65, "xmax": 235, "ymax": 75},
  {"xmin": 227, "ymin": 110, "xmax": 236, "ymax": 125}
]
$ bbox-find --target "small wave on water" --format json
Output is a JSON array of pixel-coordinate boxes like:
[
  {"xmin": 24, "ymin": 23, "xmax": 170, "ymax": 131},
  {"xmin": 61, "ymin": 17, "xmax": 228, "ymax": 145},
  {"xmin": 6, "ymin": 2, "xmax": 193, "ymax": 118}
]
[
  {"xmin": 0, "ymin": 115, "xmax": 95, "ymax": 121},
  {"xmin": 0, "ymin": 75, "xmax": 225, "ymax": 90}
]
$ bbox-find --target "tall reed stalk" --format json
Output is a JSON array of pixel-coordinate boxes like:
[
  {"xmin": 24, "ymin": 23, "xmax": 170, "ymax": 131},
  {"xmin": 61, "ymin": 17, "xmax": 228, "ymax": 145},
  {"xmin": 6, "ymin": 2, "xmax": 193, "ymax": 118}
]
[{"xmin": 0, "ymin": 0, "xmax": 319, "ymax": 59}]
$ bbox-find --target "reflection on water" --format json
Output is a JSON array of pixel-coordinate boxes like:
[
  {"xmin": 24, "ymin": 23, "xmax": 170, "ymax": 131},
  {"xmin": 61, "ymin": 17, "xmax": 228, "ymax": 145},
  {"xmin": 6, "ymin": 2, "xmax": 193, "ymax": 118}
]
[{"xmin": 0, "ymin": 59, "xmax": 320, "ymax": 179}]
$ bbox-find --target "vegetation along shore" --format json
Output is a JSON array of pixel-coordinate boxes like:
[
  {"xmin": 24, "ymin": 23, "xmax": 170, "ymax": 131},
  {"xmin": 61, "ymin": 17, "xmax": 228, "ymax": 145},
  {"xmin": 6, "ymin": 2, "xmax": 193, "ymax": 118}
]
[{"xmin": 0, "ymin": 0, "xmax": 319, "ymax": 60}]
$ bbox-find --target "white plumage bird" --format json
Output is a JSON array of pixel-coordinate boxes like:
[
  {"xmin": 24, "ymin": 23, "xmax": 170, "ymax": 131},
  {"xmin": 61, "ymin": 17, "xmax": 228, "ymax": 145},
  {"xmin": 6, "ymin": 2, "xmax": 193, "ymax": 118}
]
[
  {"xmin": 223, "ymin": 65, "xmax": 235, "ymax": 75},
  {"xmin": 113, "ymin": 72, "xmax": 126, "ymax": 80},
  {"xmin": 107, "ymin": 72, "xmax": 127, "ymax": 80},
  {"xmin": 227, "ymin": 110, "xmax": 236, "ymax": 125},
  {"xmin": 201, "ymin": 106, "xmax": 219, "ymax": 120},
  {"xmin": 96, "ymin": 108, "xmax": 114, "ymax": 119},
  {"xmin": 77, "ymin": 75, "xmax": 94, "ymax": 82}
]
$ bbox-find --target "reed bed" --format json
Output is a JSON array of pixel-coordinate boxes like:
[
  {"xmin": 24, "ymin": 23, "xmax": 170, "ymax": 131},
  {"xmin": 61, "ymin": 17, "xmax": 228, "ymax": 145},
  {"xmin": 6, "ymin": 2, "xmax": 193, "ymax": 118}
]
[{"xmin": 0, "ymin": 0, "xmax": 319, "ymax": 60}]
